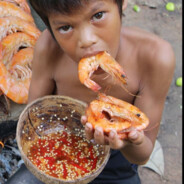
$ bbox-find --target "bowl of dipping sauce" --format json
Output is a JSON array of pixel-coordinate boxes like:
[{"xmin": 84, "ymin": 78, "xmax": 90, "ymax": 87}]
[{"xmin": 16, "ymin": 95, "xmax": 110, "ymax": 184}]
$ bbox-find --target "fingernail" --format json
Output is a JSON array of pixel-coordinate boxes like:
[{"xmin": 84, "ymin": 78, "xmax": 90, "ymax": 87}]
[
  {"xmin": 110, "ymin": 130, "xmax": 115, "ymax": 139},
  {"xmin": 96, "ymin": 130, "xmax": 100, "ymax": 135},
  {"xmin": 81, "ymin": 116, "xmax": 86, "ymax": 121},
  {"xmin": 130, "ymin": 131, "xmax": 137, "ymax": 139},
  {"xmin": 96, "ymin": 127, "xmax": 101, "ymax": 135},
  {"xmin": 86, "ymin": 123, "xmax": 91, "ymax": 131}
]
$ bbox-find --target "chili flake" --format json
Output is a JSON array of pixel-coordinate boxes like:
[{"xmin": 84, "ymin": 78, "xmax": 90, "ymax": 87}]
[{"xmin": 27, "ymin": 130, "xmax": 103, "ymax": 180}]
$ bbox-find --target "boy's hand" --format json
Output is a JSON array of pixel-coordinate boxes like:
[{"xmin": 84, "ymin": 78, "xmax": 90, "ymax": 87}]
[{"xmin": 81, "ymin": 115, "xmax": 145, "ymax": 150}]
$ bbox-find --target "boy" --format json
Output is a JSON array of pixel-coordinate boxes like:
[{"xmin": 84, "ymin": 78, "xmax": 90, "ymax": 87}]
[{"xmin": 6, "ymin": 0, "xmax": 175, "ymax": 183}]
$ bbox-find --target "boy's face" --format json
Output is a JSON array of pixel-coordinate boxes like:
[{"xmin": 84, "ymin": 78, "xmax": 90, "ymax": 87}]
[{"xmin": 49, "ymin": 0, "xmax": 122, "ymax": 62}]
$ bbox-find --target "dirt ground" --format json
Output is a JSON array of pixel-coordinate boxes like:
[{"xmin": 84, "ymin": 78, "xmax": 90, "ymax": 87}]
[
  {"xmin": 123, "ymin": 1, "xmax": 182, "ymax": 184},
  {"xmin": 0, "ymin": 0, "xmax": 182, "ymax": 184}
]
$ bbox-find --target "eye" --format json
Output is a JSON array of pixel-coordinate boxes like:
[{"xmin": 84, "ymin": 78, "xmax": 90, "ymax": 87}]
[
  {"xmin": 59, "ymin": 25, "xmax": 73, "ymax": 33},
  {"xmin": 93, "ymin": 11, "xmax": 105, "ymax": 20}
]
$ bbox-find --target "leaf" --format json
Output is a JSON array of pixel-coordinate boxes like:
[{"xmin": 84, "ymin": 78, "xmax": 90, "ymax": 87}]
[{"xmin": 141, "ymin": 140, "xmax": 164, "ymax": 177}]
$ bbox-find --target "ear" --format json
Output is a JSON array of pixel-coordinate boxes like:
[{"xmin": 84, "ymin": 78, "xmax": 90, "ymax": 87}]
[{"xmin": 122, "ymin": 0, "xmax": 128, "ymax": 10}]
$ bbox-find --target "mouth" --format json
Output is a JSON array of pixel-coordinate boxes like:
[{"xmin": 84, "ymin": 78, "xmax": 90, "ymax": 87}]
[
  {"xmin": 81, "ymin": 51, "xmax": 104, "ymax": 60},
  {"xmin": 93, "ymin": 67, "xmax": 104, "ymax": 75}
]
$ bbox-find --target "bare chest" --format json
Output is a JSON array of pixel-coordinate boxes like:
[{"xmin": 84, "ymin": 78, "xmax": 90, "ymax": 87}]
[{"xmin": 53, "ymin": 56, "xmax": 140, "ymax": 104}]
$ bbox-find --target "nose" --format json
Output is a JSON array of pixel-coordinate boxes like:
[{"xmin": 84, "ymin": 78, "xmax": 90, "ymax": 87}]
[{"xmin": 78, "ymin": 25, "xmax": 97, "ymax": 49}]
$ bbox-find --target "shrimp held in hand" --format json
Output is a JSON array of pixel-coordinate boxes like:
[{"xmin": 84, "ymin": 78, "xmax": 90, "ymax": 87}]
[
  {"xmin": 86, "ymin": 93, "xmax": 149, "ymax": 139},
  {"xmin": 78, "ymin": 51, "xmax": 127, "ymax": 92}
]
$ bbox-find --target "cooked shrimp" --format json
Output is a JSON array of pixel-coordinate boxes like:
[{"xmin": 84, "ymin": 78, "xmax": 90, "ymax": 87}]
[
  {"xmin": 7, "ymin": 48, "xmax": 33, "ymax": 79},
  {"xmin": 86, "ymin": 93, "xmax": 149, "ymax": 139},
  {"xmin": 78, "ymin": 51, "xmax": 127, "ymax": 92},
  {"xmin": 1, "ymin": 32, "xmax": 36, "ymax": 66},
  {"xmin": 1, "ymin": 0, "xmax": 31, "ymax": 14},
  {"xmin": 0, "ymin": 1, "xmax": 34, "ymax": 23},
  {"xmin": 6, "ymin": 47, "xmax": 33, "ymax": 70},
  {"xmin": 0, "ymin": 16, "xmax": 41, "ymax": 40},
  {"xmin": 0, "ymin": 43, "xmax": 31, "ymax": 104}
]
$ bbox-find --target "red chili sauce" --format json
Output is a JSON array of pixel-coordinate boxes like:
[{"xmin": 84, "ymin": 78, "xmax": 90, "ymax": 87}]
[{"xmin": 27, "ymin": 129, "xmax": 102, "ymax": 180}]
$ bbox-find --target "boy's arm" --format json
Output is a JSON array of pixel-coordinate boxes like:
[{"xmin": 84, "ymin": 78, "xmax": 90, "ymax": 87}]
[
  {"xmin": 82, "ymin": 39, "xmax": 176, "ymax": 165},
  {"xmin": 28, "ymin": 30, "xmax": 56, "ymax": 103},
  {"xmin": 120, "ymin": 40, "xmax": 175, "ymax": 164}
]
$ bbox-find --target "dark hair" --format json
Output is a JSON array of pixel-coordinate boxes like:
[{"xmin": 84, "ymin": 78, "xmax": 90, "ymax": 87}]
[{"xmin": 29, "ymin": 0, "xmax": 123, "ymax": 35}]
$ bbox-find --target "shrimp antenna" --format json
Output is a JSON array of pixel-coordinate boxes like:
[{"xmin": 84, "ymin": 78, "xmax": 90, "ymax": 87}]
[
  {"xmin": 120, "ymin": 83, "xmax": 141, "ymax": 98},
  {"xmin": 144, "ymin": 121, "xmax": 160, "ymax": 132},
  {"xmin": 102, "ymin": 74, "xmax": 110, "ymax": 80},
  {"xmin": 113, "ymin": 74, "xmax": 141, "ymax": 98},
  {"xmin": 103, "ymin": 85, "xmax": 112, "ymax": 94}
]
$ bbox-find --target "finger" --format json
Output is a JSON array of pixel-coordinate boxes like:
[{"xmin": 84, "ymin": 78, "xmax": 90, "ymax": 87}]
[
  {"xmin": 128, "ymin": 130, "xmax": 144, "ymax": 145},
  {"xmin": 85, "ymin": 123, "xmax": 94, "ymax": 140},
  {"xmin": 94, "ymin": 127, "xmax": 106, "ymax": 145},
  {"xmin": 108, "ymin": 130, "xmax": 126, "ymax": 149},
  {"xmin": 81, "ymin": 115, "xmax": 87, "ymax": 125}
]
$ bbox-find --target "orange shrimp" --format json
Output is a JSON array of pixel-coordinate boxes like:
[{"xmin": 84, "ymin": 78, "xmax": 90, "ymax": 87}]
[
  {"xmin": 0, "ymin": 43, "xmax": 31, "ymax": 104},
  {"xmin": 0, "ymin": 1, "xmax": 34, "ymax": 23},
  {"xmin": 1, "ymin": 32, "xmax": 36, "ymax": 66},
  {"xmin": 7, "ymin": 48, "xmax": 33, "ymax": 80},
  {"xmin": 78, "ymin": 51, "xmax": 127, "ymax": 92},
  {"xmin": 1, "ymin": 0, "xmax": 31, "ymax": 14},
  {"xmin": 0, "ymin": 16, "xmax": 41, "ymax": 40},
  {"xmin": 6, "ymin": 47, "xmax": 33, "ymax": 70},
  {"xmin": 86, "ymin": 93, "xmax": 149, "ymax": 139}
]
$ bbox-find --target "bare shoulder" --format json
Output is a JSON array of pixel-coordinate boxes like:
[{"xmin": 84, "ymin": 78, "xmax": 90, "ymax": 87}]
[
  {"xmin": 133, "ymin": 27, "xmax": 175, "ymax": 96},
  {"xmin": 34, "ymin": 29, "xmax": 62, "ymax": 61},
  {"xmin": 123, "ymin": 27, "xmax": 175, "ymax": 97},
  {"xmin": 135, "ymin": 27, "xmax": 175, "ymax": 73},
  {"xmin": 29, "ymin": 30, "xmax": 63, "ymax": 102},
  {"xmin": 32, "ymin": 29, "xmax": 63, "ymax": 73}
]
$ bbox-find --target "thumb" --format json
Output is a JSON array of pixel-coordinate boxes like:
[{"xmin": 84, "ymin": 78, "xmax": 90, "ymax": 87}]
[
  {"xmin": 81, "ymin": 115, "xmax": 87, "ymax": 125},
  {"xmin": 128, "ymin": 130, "xmax": 144, "ymax": 145}
]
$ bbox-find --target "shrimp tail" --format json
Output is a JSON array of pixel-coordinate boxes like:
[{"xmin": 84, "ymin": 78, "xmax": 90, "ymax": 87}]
[
  {"xmin": 84, "ymin": 79, "xmax": 101, "ymax": 92},
  {"xmin": 78, "ymin": 56, "xmax": 101, "ymax": 92}
]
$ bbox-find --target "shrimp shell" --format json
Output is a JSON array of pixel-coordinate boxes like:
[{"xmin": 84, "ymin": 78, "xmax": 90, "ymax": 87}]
[
  {"xmin": 1, "ymin": 32, "xmax": 36, "ymax": 66},
  {"xmin": 78, "ymin": 51, "xmax": 127, "ymax": 92},
  {"xmin": 0, "ymin": 16, "xmax": 41, "ymax": 40},
  {"xmin": 7, "ymin": 48, "xmax": 33, "ymax": 80},
  {"xmin": 6, "ymin": 47, "xmax": 33, "ymax": 70},
  {"xmin": 1, "ymin": 0, "xmax": 31, "ymax": 14},
  {"xmin": 0, "ymin": 43, "xmax": 30, "ymax": 104},
  {"xmin": 86, "ymin": 93, "xmax": 149, "ymax": 139},
  {"xmin": 0, "ymin": 1, "xmax": 34, "ymax": 23}
]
